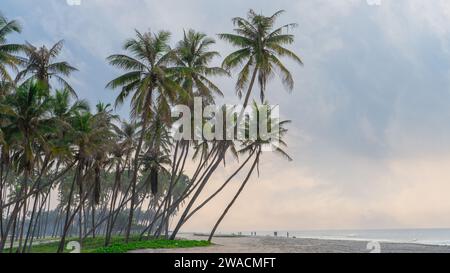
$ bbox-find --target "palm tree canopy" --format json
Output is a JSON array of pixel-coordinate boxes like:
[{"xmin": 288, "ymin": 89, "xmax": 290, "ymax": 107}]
[
  {"xmin": 106, "ymin": 30, "xmax": 185, "ymax": 123},
  {"xmin": 239, "ymin": 101, "xmax": 292, "ymax": 162},
  {"xmin": 219, "ymin": 9, "xmax": 303, "ymax": 102},
  {"xmin": 173, "ymin": 29, "xmax": 228, "ymax": 104},
  {"xmin": 51, "ymin": 88, "xmax": 89, "ymax": 120},
  {"xmin": 1, "ymin": 81, "xmax": 55, "ymax": 174},
  {"xmin": 16, "ymin": 40, "xmax": 78, "ymax": 97},
  {"xmin": 0, "ymin": 12, "xmax": 22, "ymax": 85}
]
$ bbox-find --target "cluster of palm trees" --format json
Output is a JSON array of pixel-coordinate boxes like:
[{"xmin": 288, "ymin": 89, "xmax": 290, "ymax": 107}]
[{"xmin": 0, "ymin": 9, "xmax": 301, "ymax": 253}]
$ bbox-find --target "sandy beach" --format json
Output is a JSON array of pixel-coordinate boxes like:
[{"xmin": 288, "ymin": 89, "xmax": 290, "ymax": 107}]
[{"xmin": 131, "ymin": 234, "xmax": 450, "ymax": 253}]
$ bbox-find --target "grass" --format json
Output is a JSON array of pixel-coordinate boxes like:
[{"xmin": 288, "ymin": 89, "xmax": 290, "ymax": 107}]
[
  {"xmin": 93, "ymin": 239, "xmax": 211, "ymax": 253},
  {"xmin": 6, "ymin": 236, "xmax": 211, "ymax": 253}
]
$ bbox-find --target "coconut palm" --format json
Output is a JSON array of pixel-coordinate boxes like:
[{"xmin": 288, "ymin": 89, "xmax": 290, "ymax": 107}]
[
  {"xmin": 1, "ymin": 81, "xmax": 54, "ymax": 180},
  {"xmin": 0, "ymin": 81, "xmax": 55, "ymax": 251},
  {"xmin": 57, "ymin": 110, "xmax": 113, "ymax": 252},
  {"xmin": 51, "ymin": 89, "xmax": 89, "ymax": 121},
  {"xmin": 106, "ymin": 30, "xmax": 185, "ymax": 241},
  {"xmin": 16, "ymin": 40, "xmax": 78, "ymax": 97},
  {"xmin": 0, "ymin": 13, "xmax": 22, "ymax": 90},
  {"xmin": 219, "ymin": 9, "xmax": 303, "ymax": 106}
]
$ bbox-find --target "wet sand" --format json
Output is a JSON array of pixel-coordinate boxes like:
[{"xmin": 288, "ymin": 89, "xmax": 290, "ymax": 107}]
[{"xmin": 131, "ymin": 234, "xmax": 450, "ymax": 253}]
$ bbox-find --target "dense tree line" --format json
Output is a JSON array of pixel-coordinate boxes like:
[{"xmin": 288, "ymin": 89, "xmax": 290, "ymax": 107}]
[{"xmin": 0, "ymin": 9, "xmax": 301, "ymax": 253}]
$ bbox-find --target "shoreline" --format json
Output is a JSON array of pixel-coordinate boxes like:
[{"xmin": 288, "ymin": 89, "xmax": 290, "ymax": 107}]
[
  {"xmin": 186, "ymin": 233, "xmax": 450, "ymax": 248},
  {"xmin": 132, "ymin": 234, "xmax": 450, "ymax": 253}
]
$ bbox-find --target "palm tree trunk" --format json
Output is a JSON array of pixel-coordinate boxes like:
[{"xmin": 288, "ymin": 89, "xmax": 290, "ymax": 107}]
[
  {"xmin": 42, "ymin": 192, "xmax": 51, "ymax": 238},
  {"xmin": 208, "ymin": 150, "xmax": 260, "ymax": 242},
  {"xmin": 91, "ymin": 202, "xmax": 96, "ymax": 238},
  {"xmin": 183, "ymin": 150, "xmax": 255, "ymax": 224},
  {"xmin": 243, "ymin": 68, "xmax": 259, "ymax": 109},
  {"xmin": 0, "ymin": 159, "xmax": 4, "ymax": 238},
  {"xmin": 22, "ymin": 193, "xmax": 39, "ymax": 252},
  {"xmin": 8, "ymin": 214, "xmax": 17, "ymax": 253},
  {"xmin": 57, "ymin": 168, "xmax": 78, "ymax": 253},
  {"xmin": 125, "ymin": 91, "xmax": 152, "ymax": 242},
  {"xmin": 169, "ymin": 146, "xmax": 224, "ymax": 240},
  {"xmin": 105, "ymin": 162, "xmax": 121, "ymax": 246},
  {"xmin": 27, "ymin": 187, "xmax": 51, "ymax": 252},
  {"xmin": 16, "ymin": 187, "xmax": 29, "ymax": 253}
]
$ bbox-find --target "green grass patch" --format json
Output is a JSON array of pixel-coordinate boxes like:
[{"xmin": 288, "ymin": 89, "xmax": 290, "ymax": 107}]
[
  {"xmin": 93, "ymin": 239, "xmax": 211, "ymax": 253},
  {"xmin": 6, "ymin": 236, "xmax": 211, "ymax": 253}
]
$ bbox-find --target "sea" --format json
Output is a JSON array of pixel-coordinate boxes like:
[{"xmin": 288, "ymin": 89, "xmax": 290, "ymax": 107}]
[{"xmin": 233, "ymin": 229, "xmax": 450, "ymax": 246}]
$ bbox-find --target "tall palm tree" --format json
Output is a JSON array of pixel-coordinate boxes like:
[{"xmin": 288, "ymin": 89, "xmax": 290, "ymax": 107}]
[
  {"xmin": 2, "ymin": 81, "xmax": 54, "ymax": 180},
  {"xmin": 219, "ymin": 9, "xmax": 303, "ymax": 106},
  {"xmin": 0, "ymin": 81, "xmax": 54, "ymax": 251},
  {"xmin": 159, "ymin": 31, "xmax": 227, "ymax": 237},
  {"xmin": 106, "ymin": 30, "xmax": 184, "ymax": 241},
  {"xmin": 57, "ymin": 109, "xmax": 113, "ymax": 252},
  {"xmin": 16, "ymin": 40, "xmax": 78, "ymax": 97},
  {"xmin": 0, "ymin": 13, "xmax": 22, "ymax": 95}
]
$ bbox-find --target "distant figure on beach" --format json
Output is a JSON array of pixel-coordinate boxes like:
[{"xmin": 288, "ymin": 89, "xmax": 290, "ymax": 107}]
[
  {"xmin": 274, "ymin": 231, "xmax": 278, "ymax": 237},
  {"xmin": 287, "ymin": 232, "xmax": 290, "ymax": 238}
]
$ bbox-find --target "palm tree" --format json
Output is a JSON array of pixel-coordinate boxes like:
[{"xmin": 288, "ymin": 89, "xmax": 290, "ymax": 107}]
[
  {"xmin": 208, "ymin": 103, "xmax": 292, "ymax": 241},
  {"xmin": 57, "ymin": 109, "xmax": 113, "ymax": 252},
  {"xmin": 88, "ymin": 103, "xmax": 117, "ymax": 238},
  {"xmin": 219, "ymin": 9, "xmax": 303, "ymax": 107},
  {"xmin": 51, "ymin": 89, "xmax": 89, "ymax": 121},
  {"xmin": 16, "ymin": 40, "xmax": 78, "ymax": 97},
  {"xmin": 0, "ymin": 81, "xmax": 54, "ymax": 251},
  {"xmin": 106, "ymin": 30, "xmax": 184, "ymax": 242},
  {"xmin": 1, "ymin": 81, "xmax": 54, "ymax": 182},
  {"xmin": 0, "ymin": 13, "xmax": 22, "ymax": 95}
]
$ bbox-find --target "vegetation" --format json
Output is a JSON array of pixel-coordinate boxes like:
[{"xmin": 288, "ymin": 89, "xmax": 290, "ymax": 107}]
[
  {"xmin": 0, "ymin": 9, "xmax": 301, "ymax": 253},
  {"xmin": 6, "ymin": 236, "xmax": 210, "ymax": 253}
]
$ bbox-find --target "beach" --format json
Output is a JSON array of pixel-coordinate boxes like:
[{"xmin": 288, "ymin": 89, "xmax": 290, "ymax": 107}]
[{"xmin": 131, "ymin": 234, "xmax": 450, "ymax": 253}]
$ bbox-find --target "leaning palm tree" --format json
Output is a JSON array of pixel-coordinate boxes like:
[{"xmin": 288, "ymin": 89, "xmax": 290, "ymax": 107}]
[
  {"xmin": 106, "ymin": 30, "xmax": 185, "ymax": 242},
  {"xmin": 16, "ymin": 40, "xmax": 78, "ymax": 96},
  {"xmin": 208, "ymin": 103, "xmax": 292, "ymax": 241},
  {"xmin": 0, "ymin": 12, "xmax": 22, "ymax": 95},
  {"xmin": 219, "ymin": 9, "xmax": 303, "ymax": 106}
]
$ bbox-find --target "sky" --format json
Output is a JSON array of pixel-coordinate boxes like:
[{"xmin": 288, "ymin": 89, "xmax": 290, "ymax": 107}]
[{"xmin": 3, "ymin": 0, "xmax": 450, "ymax": 232}]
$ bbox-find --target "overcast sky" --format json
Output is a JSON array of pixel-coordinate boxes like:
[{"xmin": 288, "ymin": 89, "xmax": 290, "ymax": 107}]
[{"xmin": 3, "ymin": 0, "xmax": 450, "ymax": 232}]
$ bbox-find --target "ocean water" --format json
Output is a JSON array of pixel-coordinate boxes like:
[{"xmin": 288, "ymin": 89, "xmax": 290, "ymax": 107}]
[{"xmin": 239, "ymin": 229, "xmax": 450, "ymax": 246}]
